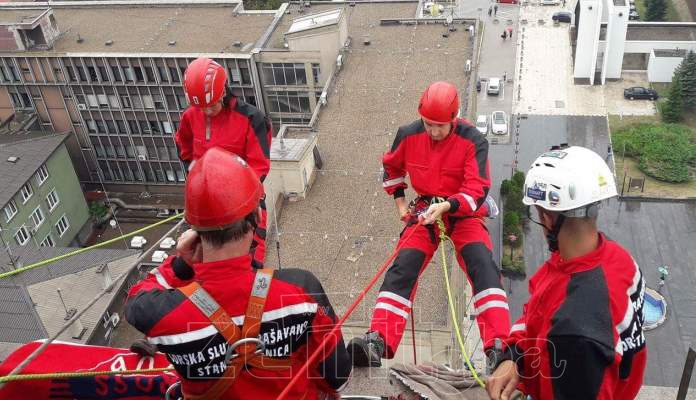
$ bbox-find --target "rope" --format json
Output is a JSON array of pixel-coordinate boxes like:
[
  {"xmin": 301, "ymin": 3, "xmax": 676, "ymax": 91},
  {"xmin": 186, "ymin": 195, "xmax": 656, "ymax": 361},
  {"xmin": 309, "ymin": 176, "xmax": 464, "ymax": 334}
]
[
  {"xmin": 0, "ymin": 213, "xmax": 183, "ymax": 280},
  {"xmin": 276, "ymin": 226, "xmax": 419, "ymax": 400},
  {"xmin": 0, "ymin": 219, "xmax": 185, "ymax": 392},
  {"xmin": 435, "ymin": 217, "xmax": 486, "ymax": 389},
  {"xmin": 0, "ymin": 367, "xmax": 175, "ymax": 383}
]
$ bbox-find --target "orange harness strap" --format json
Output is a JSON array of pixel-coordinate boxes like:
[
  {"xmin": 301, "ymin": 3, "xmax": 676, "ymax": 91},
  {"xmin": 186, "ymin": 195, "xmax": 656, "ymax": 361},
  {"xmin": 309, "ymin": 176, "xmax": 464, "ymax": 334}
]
[{"xmin": 176, "ymin": 269, "xmax": 293, "ymax": 400}]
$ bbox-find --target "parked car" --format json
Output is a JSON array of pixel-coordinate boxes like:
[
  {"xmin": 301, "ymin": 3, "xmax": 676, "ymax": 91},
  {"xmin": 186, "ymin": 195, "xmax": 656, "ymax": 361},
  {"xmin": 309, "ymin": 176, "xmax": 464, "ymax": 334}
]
[
  {"xmin": 552, "ymin": 11, "xmax": 573, "ymax": 23},
  {"xmin": 541, "ymin": 0, "xmax": 561, "ymax": 5},
  {"xmin": 487, "ymin": 77, "xmax": 501, "ymax": 95},
  {"xmin": 628, "ymin": 10, "xmax": 640, "ymax": 20},
  {"xmin": 491, "ymin": 111, "xmax": 508, "ymax": 135},
  {"xmin": 475, "ymin": 114, "xmax": 489, "ymax": 135},
  {"xmin": 624, "ymin": 87, "xmax": 658, "ymax": 100}
]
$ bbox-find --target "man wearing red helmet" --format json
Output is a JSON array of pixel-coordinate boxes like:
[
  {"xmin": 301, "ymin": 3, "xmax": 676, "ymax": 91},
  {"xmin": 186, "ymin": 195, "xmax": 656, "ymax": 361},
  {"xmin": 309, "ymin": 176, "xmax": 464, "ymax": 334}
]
[
  {"xmin": 126, "ymin": 148, "xmax": 351, "ymax": 400},
  {"xmin": 175, "ymin": 57, "xmax": 272, "ymax": 268},
  {"xmin": 347, "ymin": 82, "xmax": 510, "ymax": 368}
]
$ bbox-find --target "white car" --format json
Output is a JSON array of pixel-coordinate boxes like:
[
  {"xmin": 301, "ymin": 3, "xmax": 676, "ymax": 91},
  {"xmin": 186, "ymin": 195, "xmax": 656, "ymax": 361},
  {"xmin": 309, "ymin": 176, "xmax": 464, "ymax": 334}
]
[
  {"xmin": 475, "ymin": 114, "xmax": 489, "ymax": 135},
  {"xmin": 491, "ymin": 111, "xmax": 508, "ymax": 135},
  {"xmin": 487, "ymin": 77, "xmax": 501, "ymax": 95}
]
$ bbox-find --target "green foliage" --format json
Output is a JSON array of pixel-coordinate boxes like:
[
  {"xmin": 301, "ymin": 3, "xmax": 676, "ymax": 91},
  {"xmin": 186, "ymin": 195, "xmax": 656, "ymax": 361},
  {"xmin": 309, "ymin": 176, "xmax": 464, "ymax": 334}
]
[
  {"xmin": 500, "ymin": 179, "xmax": 513, "ymax": 198},
  {"xmin": 679, "ymin": 51, "xmax": 696, "ymax": 110},
  {"xmin": 501, "ymin": 254, "xmax": 525, "ymax": 275},
  {"xmin": 660, "ymin": 76, "xmax": 684, "ymax": 123},
  {"xmin": 89, "ymin": 201, "xmax": 109, "ymax": 222},
  {"xmin": 612, "ymin": 123, "xmax": 696, "ymax": 183},
  {"xmin": 512, "ymin": 171, "xmax": 526, "ymax": 188},
  {"xmin": 503, "ymin": 211, "xmax": 520, "ymax": 231},
  {"xmin": 645, "ymin": 0, "xmax": 667, "ymax": 21},
  {"xmin": 505, "ymin": 186, "xmax": 526, "ymax": 215},
  {"xmin": 243, "ymin": 0, "xmax": 282, "ymax": 9}
]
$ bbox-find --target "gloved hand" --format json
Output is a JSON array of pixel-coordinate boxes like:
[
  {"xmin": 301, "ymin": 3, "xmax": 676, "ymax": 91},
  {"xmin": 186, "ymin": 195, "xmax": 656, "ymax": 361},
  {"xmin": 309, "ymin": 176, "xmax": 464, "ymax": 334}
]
[
  {"xmin": 129, "ymin": 338, "xmax": 158, "ymax": 357},
  {"xmin": 419, "ymin": 201, "xmax": 451, "ymax": 225}
]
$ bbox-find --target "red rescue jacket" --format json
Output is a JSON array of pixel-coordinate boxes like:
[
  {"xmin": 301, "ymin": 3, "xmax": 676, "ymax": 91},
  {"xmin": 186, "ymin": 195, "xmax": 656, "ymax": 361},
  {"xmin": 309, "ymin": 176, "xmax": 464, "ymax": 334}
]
[
  {"xmin": 174, "ymin": 97, "xmax": 272, "ymax": 181},
  {"xmin": 125, "ymin": 255, "xmax": 351, "ymax": 400},
  {"xmin": 505, "ymin": 234, "xmax": 647, "ymax": 399},
  {"xmin": 382, "ymin": 118, "xmax": 490, "ymax": 217}
]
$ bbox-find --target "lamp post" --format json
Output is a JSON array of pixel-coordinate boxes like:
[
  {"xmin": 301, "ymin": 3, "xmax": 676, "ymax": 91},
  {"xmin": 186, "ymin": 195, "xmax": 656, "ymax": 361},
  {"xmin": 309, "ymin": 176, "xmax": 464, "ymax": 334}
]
[{"xmin": 508, "ymin": 234, "xmax": 518, "ymax": 261}]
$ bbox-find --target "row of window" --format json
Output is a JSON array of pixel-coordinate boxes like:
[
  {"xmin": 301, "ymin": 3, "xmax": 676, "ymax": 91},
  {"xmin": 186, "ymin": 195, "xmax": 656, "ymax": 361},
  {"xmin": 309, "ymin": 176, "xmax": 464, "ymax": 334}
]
[
  {"xmin": 260, "ymin": 63, "xmax": 321, "ymax": 86},
  {"xmin": 3, "ymin": 187, "xmax": 60, "ymax": 224},
  {"xmin": 77, "ymin": 93, "xmax": 184, "ymax": 111},
  {"xmin": 64, "ymin": 63, "xmax": 251, "ymax": 86},
  {"xmin": 0, "ymin": 64, "xmax": 20, "ymax": 83},
  {"xmin": 90, "ymin": 136, "xmax": 179, "ymax": 161},
  {"xmin": 13, "ymin": 214, "xmax": 69, "ymax": 247},
  {"xmin": 266, "ymin": 90, "xmax": 313, "ymax": 114},
  {"xmin": 2, "ymin": 165, "xmax": 51, "ymax": 222},
  {"xmin": 97, "ymin": 160, "xmax": 185, "ymax": 183},
  {"xmin": 86, "ymin": 119, "xmax": 177, "ymax": 136}
]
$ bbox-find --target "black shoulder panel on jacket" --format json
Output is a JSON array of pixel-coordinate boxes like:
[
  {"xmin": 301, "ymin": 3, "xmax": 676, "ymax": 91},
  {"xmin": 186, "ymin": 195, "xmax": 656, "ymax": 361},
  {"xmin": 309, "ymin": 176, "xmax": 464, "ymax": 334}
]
[
  {"xmin": 235, "ymin": 99, "xmax": 270, "ymax": 157},
  {"xmin": 274, "ymin": 268, "xmax": 335, "ymax": 319},
  {"xmin": 547, "ymin": 267, "xmax": 615, "ymax": 399},
  {"xmin": 126, "ymin": 289, "xmax": 187, "ymax": 334},
  {"xmin": 390, "ymin": 119, "xmax": 425, "ymax": 152}
]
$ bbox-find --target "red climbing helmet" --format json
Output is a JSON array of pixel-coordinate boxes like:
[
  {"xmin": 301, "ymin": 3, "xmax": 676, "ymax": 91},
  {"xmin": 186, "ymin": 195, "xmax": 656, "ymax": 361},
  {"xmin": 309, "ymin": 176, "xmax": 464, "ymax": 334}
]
[
  {"xmin": 185, "ymin": 148, "xmax": 262, "ymax": 231},
  {"xmin": 418, "ymin": 81, "xmax": 460, "ymax": 124},
  {"xmin": 183, "ymin": 57, "xmax": 227, "ymax": 108}
]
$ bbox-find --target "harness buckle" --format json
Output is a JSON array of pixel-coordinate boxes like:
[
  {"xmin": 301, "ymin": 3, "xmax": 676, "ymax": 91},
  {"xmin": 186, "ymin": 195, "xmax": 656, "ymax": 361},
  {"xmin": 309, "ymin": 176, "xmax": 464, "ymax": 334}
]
[
  {"xmin": 165, "ymin": 381, "xmax": 182, "ymax": 400},
  {"xmin": 224, "ymin": 337, "xmax": 266, "ymax": 365}
]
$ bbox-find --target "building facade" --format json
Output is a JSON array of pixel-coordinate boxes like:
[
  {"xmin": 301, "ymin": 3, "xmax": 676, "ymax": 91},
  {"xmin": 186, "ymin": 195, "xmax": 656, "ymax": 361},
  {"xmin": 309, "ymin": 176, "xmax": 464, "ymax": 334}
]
[
  {"xmin": 0, "ymin": 1, "xmax": 338, "ymax": 198},
  {"xmin": 0, "ymin": 134, "xmax": 90, "ymax": 249}
]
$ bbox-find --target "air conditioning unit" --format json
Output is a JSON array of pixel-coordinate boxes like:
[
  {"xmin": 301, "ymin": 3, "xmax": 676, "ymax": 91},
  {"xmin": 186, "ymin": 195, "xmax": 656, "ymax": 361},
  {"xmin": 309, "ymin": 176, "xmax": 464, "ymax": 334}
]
[
  {"xmin": 77, "ymin": 104, "xmax": 87, "ymax": 110},
  {"xmin": 137, "ymin": 154, "xmax": 147, "ymax": 161},
  {"xmin": 336, "ymin": 55, "xmax": 343, "ymax": 70}
]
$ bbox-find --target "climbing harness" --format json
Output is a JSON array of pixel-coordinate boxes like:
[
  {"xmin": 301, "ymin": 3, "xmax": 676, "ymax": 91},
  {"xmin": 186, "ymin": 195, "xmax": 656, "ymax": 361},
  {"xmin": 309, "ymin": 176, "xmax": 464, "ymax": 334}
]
[{"xmin": 169, "ymin": 268, "xmax": 293, "ymax": 400}]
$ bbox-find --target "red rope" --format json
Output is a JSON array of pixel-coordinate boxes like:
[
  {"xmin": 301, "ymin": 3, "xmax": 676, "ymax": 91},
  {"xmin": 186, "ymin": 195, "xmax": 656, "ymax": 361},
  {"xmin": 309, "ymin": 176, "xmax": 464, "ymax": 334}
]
[{"xmin": 276, "ymin": 226, "xmax": 418, "ymax": 400}]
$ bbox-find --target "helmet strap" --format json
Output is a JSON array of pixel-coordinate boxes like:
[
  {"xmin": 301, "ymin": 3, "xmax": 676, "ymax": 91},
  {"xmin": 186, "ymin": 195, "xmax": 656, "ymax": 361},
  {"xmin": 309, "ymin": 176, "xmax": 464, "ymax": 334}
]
[{"xmin": 546, "ymin": 213, "xmax": 566, "ymax": 253}]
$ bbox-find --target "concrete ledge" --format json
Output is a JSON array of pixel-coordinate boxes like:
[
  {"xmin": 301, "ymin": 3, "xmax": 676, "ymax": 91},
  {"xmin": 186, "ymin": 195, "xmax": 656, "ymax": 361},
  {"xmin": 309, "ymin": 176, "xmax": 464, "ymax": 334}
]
[{"xmin": 619, "ymin": 196, "xmax": 696, "ymax": 203}]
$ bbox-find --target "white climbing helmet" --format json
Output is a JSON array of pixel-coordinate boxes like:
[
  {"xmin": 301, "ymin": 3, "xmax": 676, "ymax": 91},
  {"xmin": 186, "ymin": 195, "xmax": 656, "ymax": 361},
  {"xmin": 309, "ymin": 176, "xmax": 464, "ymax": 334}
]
[{"xmin": 522, "ymin": 146, "xmax": 617, "ymax": 216}]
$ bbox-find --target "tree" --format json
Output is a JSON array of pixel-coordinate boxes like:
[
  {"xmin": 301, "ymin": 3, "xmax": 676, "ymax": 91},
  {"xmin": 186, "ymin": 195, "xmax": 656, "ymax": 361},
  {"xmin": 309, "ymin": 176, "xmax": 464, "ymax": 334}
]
[
  {"xmin": 645, "ymin": 0, "xmax": 667, "ymax": 21},
  {"xmin": 678, "ymin": 51, "xmax": 696, "ymax": 109},
  {"xmin": 500, "ymin": 179, "xmax": 513, "ymax": 197},
  {"xmin": 512, "ymin": 170, "xmax": 525, "ymax": 189},
  {"xmin": 661, "ymin": 75, "xmax": 683, "ymax": 123}
]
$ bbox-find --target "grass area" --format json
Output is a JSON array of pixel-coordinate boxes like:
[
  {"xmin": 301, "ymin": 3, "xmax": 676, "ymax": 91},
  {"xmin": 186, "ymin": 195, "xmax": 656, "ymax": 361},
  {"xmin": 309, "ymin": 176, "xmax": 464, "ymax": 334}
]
[
  {"xmin": 634, "ymin": 0, "xmax": 681, "ymax": 21},
  {"xmin": 614, "ymin": 156, "xmax": 696, "ymax": 198},
  {"xmin": 501, "ymin": 244, "xmax": 525, "ymax": 276},
  {"xmin": 651, "ymin": 82, "xmax": 671, "ymax": 99},
  {"xmin": 609, "ymin": 115, "xmax": 696, "ymax": 198}
]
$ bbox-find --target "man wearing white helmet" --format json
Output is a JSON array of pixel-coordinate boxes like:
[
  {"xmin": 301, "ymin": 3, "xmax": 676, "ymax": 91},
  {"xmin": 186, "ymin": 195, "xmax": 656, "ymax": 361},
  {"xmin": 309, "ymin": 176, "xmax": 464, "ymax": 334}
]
[{"xmin": 487, "ymin": 145, "xmax": 647, "ymax": 400}]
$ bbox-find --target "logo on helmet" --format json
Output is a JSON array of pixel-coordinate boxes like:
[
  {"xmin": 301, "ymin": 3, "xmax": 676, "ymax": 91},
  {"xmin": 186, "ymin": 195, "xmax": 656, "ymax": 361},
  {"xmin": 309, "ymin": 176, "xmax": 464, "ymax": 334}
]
[
  {"xmin": 548, "ymin": 191, "xmax": 561, "ymax": 206},
  {"xmin": 598, "ymin": 174, "xmax": 607, "ymax": 187},
  {"xmin": 541, "ymin": 150, "xmax": 568, "ymax": 159},
  {"xmin": 526, "ymin": 182, "xmax": 546, "ymax": 201}
]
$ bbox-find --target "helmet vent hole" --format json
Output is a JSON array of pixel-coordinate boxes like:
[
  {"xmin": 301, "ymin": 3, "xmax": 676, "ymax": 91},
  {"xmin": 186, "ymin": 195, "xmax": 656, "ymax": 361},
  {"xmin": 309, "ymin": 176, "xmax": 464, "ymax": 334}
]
[{"xmin": 543, "ymin": 163, "xmax": 555, "ymax": 168}]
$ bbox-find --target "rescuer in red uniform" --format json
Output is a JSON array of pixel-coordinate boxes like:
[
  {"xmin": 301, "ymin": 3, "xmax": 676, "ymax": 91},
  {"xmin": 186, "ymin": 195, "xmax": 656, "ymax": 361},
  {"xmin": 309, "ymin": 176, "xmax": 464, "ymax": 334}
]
[
  {"xmin": 126, "ymin": 148, "xmax": 351, "ymax": 400},
  {"xmin": 487, "ymin": 145, "xmax": 647, "ymax": 400},
  {"xmin": 347, "ymin": 81, "xmax": 510, "ymax": 368},
  {"xmin": 175, "ymin": 57, "xmax": 272, "ymax": 268}
]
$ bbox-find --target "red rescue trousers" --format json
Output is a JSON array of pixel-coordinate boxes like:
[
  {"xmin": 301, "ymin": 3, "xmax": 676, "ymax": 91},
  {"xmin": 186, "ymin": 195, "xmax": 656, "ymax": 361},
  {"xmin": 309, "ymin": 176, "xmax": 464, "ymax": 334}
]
[{"xmin": 370, "ymin": 216, "xmax": 510, "ymax": 357}]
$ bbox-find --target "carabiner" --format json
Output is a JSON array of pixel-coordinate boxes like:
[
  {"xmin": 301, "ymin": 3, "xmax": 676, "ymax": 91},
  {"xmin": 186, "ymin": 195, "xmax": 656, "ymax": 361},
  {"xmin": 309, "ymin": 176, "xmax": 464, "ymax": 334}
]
[
  {"xmin": 224, "ymin": 337, "xmax": 266, "ymax": 365},
  {"xmin": 165, "ymin": 381, "xmax": 182, "ymax": 400}
]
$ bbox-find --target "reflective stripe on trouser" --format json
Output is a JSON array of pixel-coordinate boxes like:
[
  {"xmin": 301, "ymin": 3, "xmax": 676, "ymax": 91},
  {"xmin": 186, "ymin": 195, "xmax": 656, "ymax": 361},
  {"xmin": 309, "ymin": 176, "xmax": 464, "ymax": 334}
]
[
  {"xmin": 250, "ymin": 202, "xmax": 267, "ymax": 268},
  {"xmin": 369, "ymin": 217, "xmax": 510, "ymax": 358}
]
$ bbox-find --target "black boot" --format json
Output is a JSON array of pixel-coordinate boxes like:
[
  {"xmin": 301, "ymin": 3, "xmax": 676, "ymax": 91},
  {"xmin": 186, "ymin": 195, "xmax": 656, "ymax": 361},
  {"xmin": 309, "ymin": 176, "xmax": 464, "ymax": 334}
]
[{"xmin": 347, "ymin": 331, "xmax": 385, "ymax": 367}]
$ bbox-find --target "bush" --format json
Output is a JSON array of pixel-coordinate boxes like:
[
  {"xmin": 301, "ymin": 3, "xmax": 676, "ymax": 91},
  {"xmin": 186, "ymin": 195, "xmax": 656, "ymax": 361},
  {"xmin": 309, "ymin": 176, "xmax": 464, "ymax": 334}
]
[
  {"xmin": 503, "ymin": 211, "xmax": 520, "ymax": 231},
  {"xmin": 660, "ymin": 77, "xmax": 684, "ymax": 123},
  {"xmin": 512, "ymin": 171, "xmax": 526, "ymax": 189},
  {"xmin": 612, "ymin": 123, "xmax": 696, "ymax": 183},
  {"xmin": 500, "ymin": 179, "xmax": 513, "ymax": 198}
]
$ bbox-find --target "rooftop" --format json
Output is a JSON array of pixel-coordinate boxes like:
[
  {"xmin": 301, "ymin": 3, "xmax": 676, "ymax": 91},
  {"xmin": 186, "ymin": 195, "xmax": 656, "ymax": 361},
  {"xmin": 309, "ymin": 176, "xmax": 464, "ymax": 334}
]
[
  {"xmin": 0, "ymin": 133, "xmax": 68, "ymax": 209},
  {"xmin": 0, "ymin": 1, "xmax": 276, "ymax": 54},
  {"xmin": 0, "ymin": 245, "xmax": 138, "ymax": 347},
  {"xmin": 653, "ymin": 49, "xmax": 688, "ymax": 57},
  {"xmin": 626, "ymin": 22, "xmax": 696, "ymax": 41},
  {"xmin": 264, "ymin": 0, "xmax": 475, "ymax": 334}
]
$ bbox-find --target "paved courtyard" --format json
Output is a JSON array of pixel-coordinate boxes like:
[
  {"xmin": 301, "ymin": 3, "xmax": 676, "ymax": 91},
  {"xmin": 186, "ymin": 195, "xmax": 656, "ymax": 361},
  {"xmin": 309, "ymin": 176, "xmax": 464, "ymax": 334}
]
[{"xmin": 514, "ymin": 5, "xmax": 657, "ymax": 115}]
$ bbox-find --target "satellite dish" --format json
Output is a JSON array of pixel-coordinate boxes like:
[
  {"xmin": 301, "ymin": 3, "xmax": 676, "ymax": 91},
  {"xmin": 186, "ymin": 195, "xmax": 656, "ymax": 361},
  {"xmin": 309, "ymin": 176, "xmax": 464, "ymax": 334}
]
[{"xmin": 109, "ymin": 219, "xmax": 117, "ymax": 229}]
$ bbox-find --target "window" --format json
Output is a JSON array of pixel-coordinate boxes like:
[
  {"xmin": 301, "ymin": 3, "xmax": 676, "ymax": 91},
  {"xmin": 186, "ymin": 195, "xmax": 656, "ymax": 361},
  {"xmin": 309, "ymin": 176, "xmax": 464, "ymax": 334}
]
[
  {"xmin": 97, "ymin": 94, "xmax": 109, "ymax": 108},
  {"xmin": 30, "ymin": 206, "xmax": 45, "ymax": 228},
  {"xmin": 86, "ymin": 120, "xmax": 97, "ymax": 133},
  {"xmin": 142, "ymin": 95, "xmax": 154, "ymax": 109},
  {"xmin": 162, "ymin": 121, "xmax": 173, "ymax": 134},
  {"xmin": 55, "ymin": 215, "xmax": 70, "ymax": 237},
  {"xmin": 20, "ymin": 183, "xmax": 33, "ymax": 203},
  {"xmin": 3, "ymin": 200, "xmax": 18, "ymax": 222},
  {"xmin": 261, "ymin": 63, "xmax": 307, "ymax": 86},
  {"xmin": 108, "ymin": 95, "xmax": 120, "ymax": 108},
  {"xmin": 111, "ymin": 66, "xmax": 122, "ymax": 82},
  {"xmin": 40, "ymin": 234, "xmax": 55, "ymax": 247},
  {"xmin": 267, "ymin": 91, "xmax": 312, "ymax": 114},
  {"xmin": 153, "ymin": 95, "xmax": 164, "ymax": 109},
  {"xmin": 87, "ymin": 94, "xmax": 99, "ymax": 108},
  {"xmin": 14, "ymin": 226, "xmax": 30, "ymax": 246},
  {"xmin": 228, "ymin": 67, "xmax": 241, "ymax": 84},
  {"xmin": 121, "ymin": 96, "xmax": 132, "ymax": 109},
  {"xmin": 46, "ymin": 188, "xmax": 60, "ymax": 211},
  {"xmin": 168, "ymin": 67, "xmax": 180, "ymax": 83},
  {"xmin": 35, "ymin": 164, "xmax": 49, "ymax": 185},
  {"xmin": 157, "ymin": 66, "xmax": 169, "ymax": 82},
  {"xmin": 123, "ymin": 66, "xmax": 135, "ymax": 82}
]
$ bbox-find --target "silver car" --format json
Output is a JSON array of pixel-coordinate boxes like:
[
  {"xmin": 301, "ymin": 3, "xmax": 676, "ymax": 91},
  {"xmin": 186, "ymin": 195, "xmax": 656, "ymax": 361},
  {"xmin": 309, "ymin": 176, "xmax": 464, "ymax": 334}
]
[
  {"xmin": 491, "ymin": 111, "xmax": 508, "ymax": 135},
  {"xmin": 475, "ymin": 114, "xmax": 488, "ymax": 135}
]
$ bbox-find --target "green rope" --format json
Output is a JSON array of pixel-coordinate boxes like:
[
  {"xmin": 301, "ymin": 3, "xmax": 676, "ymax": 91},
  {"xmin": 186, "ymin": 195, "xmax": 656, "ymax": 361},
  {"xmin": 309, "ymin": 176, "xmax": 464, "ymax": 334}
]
[
  {"xmin": 0, "ymin": 213, "xmax": 184, "ymax": 280},
  {"xmin": 0, "ymin": 367, "xmax": 176, "ymax": 383},
  {"xmin": 436, "ymin": 217, "xmax": 487, "ymax": 389}
]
